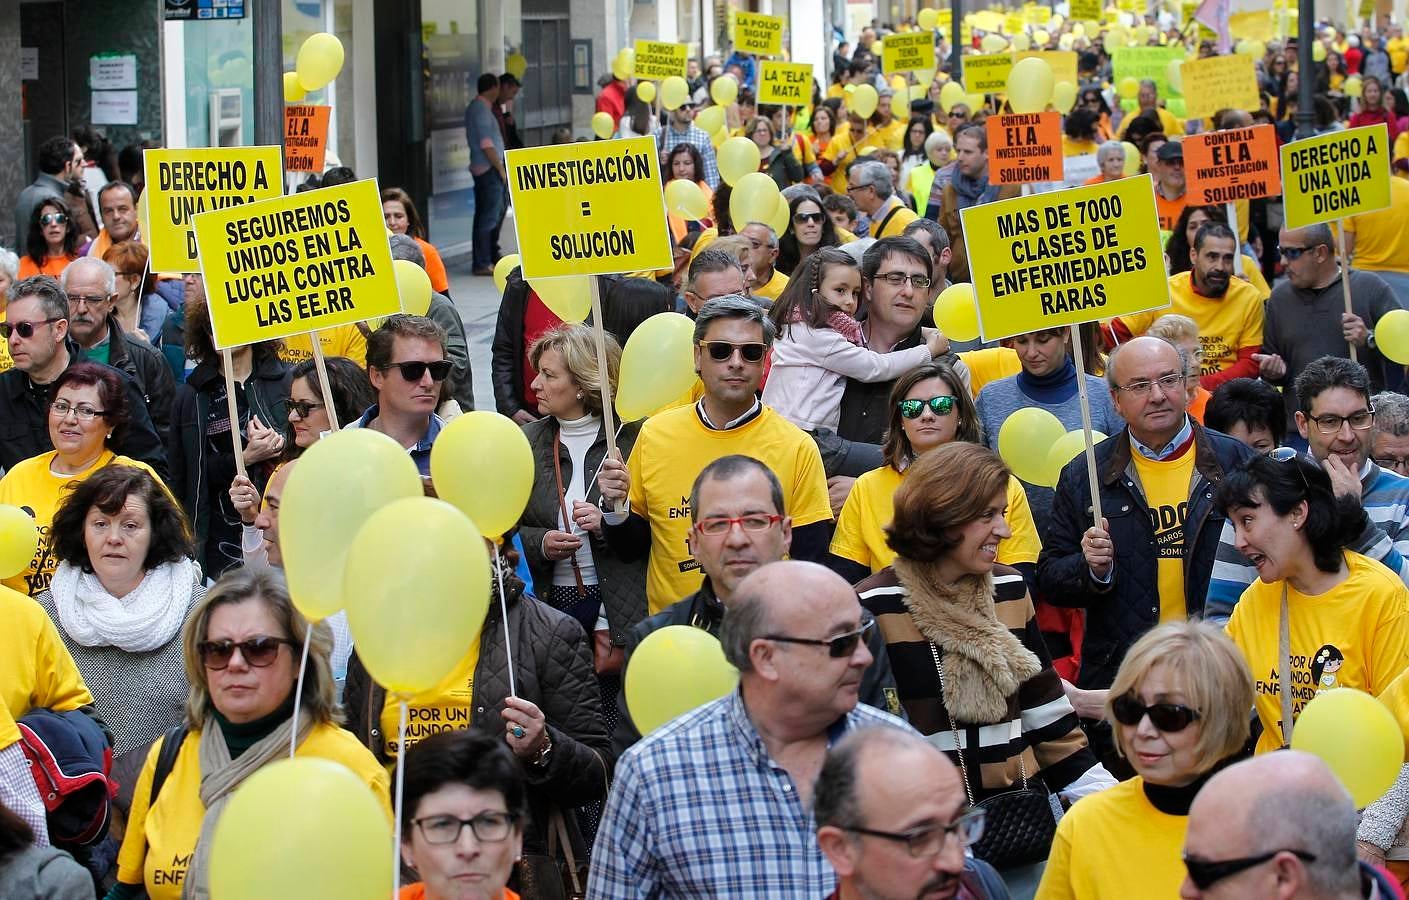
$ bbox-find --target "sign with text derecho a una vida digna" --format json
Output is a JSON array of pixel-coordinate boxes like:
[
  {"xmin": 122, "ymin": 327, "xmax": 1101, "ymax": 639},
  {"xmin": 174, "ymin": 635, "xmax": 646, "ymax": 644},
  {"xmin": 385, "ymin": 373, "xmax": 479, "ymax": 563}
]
[
  {"xmin": 192, "ymin": 178, "xmax": 401, "ymax": 349},
  {"xmin": 1280, "ymin": 124, "xmax": 1391, "ymax": 229},
  {"xmin": 962, "ymin": 174, "xmax": 1169, "ymax": 341},
  {"xmin": 505, "ymin": 136, "xmax": 672, "ymax": 279},
  {"xmin": 143, "ymin": 146, "xmax": 283, "ymax": 272}
]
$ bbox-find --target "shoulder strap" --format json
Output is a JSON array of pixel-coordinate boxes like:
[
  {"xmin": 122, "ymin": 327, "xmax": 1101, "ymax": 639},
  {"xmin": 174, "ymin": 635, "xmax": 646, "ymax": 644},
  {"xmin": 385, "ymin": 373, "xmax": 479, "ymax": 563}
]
[
  {"xmin": 874, "ymin": 203, "xmax": 903, "ymax": 237},
  {"xmin": 149, "ymin": 723, "xmax": 189, "ymax": 808},
  {"xmin": 1279, "ymin": 583, "xmax": 1293, "ymax": 748}
]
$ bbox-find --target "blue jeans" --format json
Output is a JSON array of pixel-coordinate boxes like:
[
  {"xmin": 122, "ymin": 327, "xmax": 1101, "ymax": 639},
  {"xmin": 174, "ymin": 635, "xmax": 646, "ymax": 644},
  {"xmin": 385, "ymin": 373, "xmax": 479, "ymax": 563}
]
[{"xmin": 472, "ymin": 168, "xmax": 506, "ymax": 270}]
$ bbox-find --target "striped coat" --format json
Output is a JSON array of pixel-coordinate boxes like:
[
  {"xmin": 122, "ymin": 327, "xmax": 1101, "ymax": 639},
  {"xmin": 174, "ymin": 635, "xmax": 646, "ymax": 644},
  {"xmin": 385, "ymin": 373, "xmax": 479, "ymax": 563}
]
[{"xmin": 856, "ymin": 564, "xmax": 1101, "ymax": 802}]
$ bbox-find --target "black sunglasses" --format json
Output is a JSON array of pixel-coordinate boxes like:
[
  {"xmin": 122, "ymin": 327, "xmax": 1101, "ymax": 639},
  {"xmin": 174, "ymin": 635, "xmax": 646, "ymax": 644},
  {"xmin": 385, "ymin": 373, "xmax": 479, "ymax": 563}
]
[
  {"xmin": 1268, "ymin": 446, "xmax": 1313, "ymax": 492},
  {"xmin": 0, "ymin": 318, "xmax": 64, "ymax": 340},
  {"xmin": 1110, "ymin": 693, "xmax": 1201, "ymax": 732},
  {"xmin": 1183, "ymin": 850, "xmax": 1317, "ymax": 890},
  {"xmin": 793, "ymin": 211, "xmax": 826, "ymax": 224},
  {"xmin": 699, "ymin": 340, "xmax": 767, "ymax": 363},
  {"xmin": 380, "ymin": 359, "xmax": 452, "ymax": 382},
  {"xmin": 764, "ymin": 617, "xmax": 875, "ymax": 658},
  {"xmin": 197, "ymin": 636, "xmax": 297, "ymax": 670},
  {"xmin": 898, "ymin": 395, "xmax": 955, "ymax": 419},
  {"xmin": 287, "ymin": 399, "xmax": 326, "ymax": 420},
  {"xmin": 39, "ymin": 212, "xmax": 68, "ymax": 226}
]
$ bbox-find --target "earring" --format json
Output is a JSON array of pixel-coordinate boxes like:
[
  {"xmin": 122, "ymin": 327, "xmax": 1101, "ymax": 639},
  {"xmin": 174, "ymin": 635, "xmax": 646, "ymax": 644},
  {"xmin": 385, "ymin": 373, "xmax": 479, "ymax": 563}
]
[{"xmin": 577, "ymin": 392, "xmax": 583, "ymax": 400}]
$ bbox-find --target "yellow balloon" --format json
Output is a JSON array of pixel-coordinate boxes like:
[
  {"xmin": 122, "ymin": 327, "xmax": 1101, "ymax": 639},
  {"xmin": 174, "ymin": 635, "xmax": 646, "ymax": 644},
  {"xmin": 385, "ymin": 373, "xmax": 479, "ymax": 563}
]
[
  {"xmin": 616, "ymin": 313, "xmax": 699, "ymax": 420},
  {"xmin": 591, "ymin": 111, "xmax": 615, "ymax": 139},
  {"xmin": 934, "ymin": 283, "xmax": 980, "ymax": 342},
  {"xmin": 1058, "ymin": 33, "xmax": 1076, "ymax": 51},
  {"xmin": 343, "ymin": 498, "xmax": 491, "ymax": 694},
  {"xmin": 940, "ymin": 81, "xmax": 968, "ymax": 113},
  {"xmin": 766, "ymin": 191, "xmax": 790, "ymax": 235},
  {"xmin": 660, "ymin": 75, "xmax": 690, "ymax": 110},
  {"xmin": 0, "ymin": 506, "xmax": 38, "ymax": 580},
  {"xmin": 665, "ymin": 179, "xmax": 709, "ymax": 220},
  {"xmin": 1375, "ymin": 309, "xmax": 1409, "ymax": 364},
  {"xmin": 493, "ymin": 254, "xmax": 520, "ymax": 294},
  {"xmin": 890, "ymin": 74, "xmax": 909, "ymax": 95},
  {"xmin": 1013, "ymin": 33, "xmax": 1033, "ymax": 50},
  {"xmin": 1234, "ymin": 39, "xmax": 1250, "ymax": 56},
  {"xmin": 282, "ymin": 72, "xmax": 306, "ymax": 103},
  {"xmin": 998, "ymin": 408, "xmax": 1067, "ymax": 486},
  {"xmin": 1248, "ymin": 40, "xmax": 1266, "ymax": 60},
  {"xmin": 1313, "ymin": 41, "xmax": 1327, "ymax": 62},
  {"xmin": 429, "ymin": 411, "xmax": 536, "ymax": 538},
  {"xmin": 710, "ymin": 74, "xmax": 740, "ymax": 106},
  {"xmin": 625, "ymin": 625, "xmax": 739, "ymax": 734},
  {"xmin": 1344, "ymin": 75, "xmax": 1363, "ymax": 98},
  {"xmin": 910, "ymin": 83, "xmax": 929, "ymax": 102},
  {"xmin": 295, "ymin": 32, "xmax": 345, "ymax": 92},
  {"xmin": 612, "ymin": 49, "xmax": 634, "ymax": 81},
  {"xmin": 695, "ymin": 105, "xmax": 725, "ymax": 134},
  {"xmin": 1046, "ymin": 429, "xmax": 1108, "ymax": 486},
  {"xmin": 729, "ymin": 172, "xmax": 782, "ymax": 229},
  {"xmin": 529, "ymin": 274, "xmax": 592, "ymax": 323},
  {"xmin": 1167, "ymin": 58, "xmax": 1184, "ymax": 94},
  {"xmin": 1052, "ymin": 80, "xmax": 1078, "ymax": 112},
  {"xmin": 1033, "ymin": 28, "xmax": 1051, "ymax": 46},
  {"xmin": 636, "ymin": 80, "xmax": 657, "ymax": 104},
  {"xmin": 1072, "ymin": 22, "xmax": 1087, "ymax": 37},
  {"xmin": 717, "ymin": 136, "xmax": 762, "ymax": 186},
  {"xmin": 710, "ymin": 125, "xmax": 730, "ymax": 150},
  {"xmin": 136, "ymin": 189, "xmax": 151, "ymax": 244},
  {"xmin": 918, "ymin": 7, "xmax": 939, "ymax": 29},
  {"xmin": 851, "ymin": 84, "xmax": 880, "ymax": 118},
  {"xmin": 1007, "ymin": 57, "xmax": 1055, "ymax": 114},
  {"xmin": 1120, "ymin": 140, "xmax": 1141, "ymax": 175},
  {"xmin": 210, "ymin": 758, "xmax": 391, "ymax": 900},
  {"xmin": 506, "ymin": 53, "xmax": 528, "ymax": 80},
  {"xmin": 280, "ymin": 429, "xmax": 425, "ymax": 622},
  {"xmin": 981, "ymin": 34, "xmax": 1009, "ymax": 53},
  {"xmin": 1292, "ymin": 688, "xmax": 1403, "ymax": 808},
  {"xmin": 393, "ymin": 258, "xmax": 432, "ymax": 316},
  {"xmin": 1118, "ymin": 76, "xmax": 1140, "ymax": 99}
]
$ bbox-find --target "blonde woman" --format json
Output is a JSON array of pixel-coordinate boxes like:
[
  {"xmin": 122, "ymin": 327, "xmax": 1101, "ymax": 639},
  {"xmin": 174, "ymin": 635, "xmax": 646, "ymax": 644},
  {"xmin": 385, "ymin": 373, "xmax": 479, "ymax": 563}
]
[{"xmin": 1145, "ymin": 313, "xmax": 1210, "ymax": 423}]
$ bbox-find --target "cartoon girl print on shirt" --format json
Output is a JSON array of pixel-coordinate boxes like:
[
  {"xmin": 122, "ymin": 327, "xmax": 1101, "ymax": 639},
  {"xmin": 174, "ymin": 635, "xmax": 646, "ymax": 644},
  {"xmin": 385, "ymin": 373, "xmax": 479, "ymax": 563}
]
[{"xmin": 1312, "ymin": 644, "xmax": 1345, "ymax": 692}]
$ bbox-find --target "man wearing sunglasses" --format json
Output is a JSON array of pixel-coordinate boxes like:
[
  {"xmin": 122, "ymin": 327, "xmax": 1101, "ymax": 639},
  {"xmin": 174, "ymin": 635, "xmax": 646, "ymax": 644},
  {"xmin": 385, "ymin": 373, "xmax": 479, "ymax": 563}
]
[
  {"xmin": 1182, "ymin": 751, "xmax": 1396, "ymax": 899},
  {"xmin": 658, "ymin": 101, "xmax": 721, "ymax": 189},
  {"xmin": 0, "ymin": 275, "xmax": 167, "ymax": 475},
  {"xmin": 590, "ymin": 560, "xmax": 913, "ymax": 899},
  {"xmin": 350, "ymin": 314, "xmax": 450, "ymax": 476},
  {"xmin": 13, "ymin": 136, "xmax": 82, "ymax": 258}
]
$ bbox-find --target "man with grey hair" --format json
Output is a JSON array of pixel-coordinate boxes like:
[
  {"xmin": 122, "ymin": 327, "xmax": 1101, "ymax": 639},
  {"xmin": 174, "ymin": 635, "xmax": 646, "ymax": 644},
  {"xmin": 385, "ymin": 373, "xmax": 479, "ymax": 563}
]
[
  {"xmin": 1182, "ymin": 751, "xmax": 1397, "ymax": 898},
  {"xmin": 599, "ymin": 295, "xmax": 833, "ymax": 613},
  {"xmin": 1096, "ymin": 140, "xmax": 1127, "ymax": 182},
  {"xmin": 589, "ymin": 560, "xmax": 911, "ymax": 898},
  {"xmin": 739, "ymin": 221, "xmax": 789, "ymax": 302},
  {"xmin": 683, "ymin": 246, "xmax": 749, "ymax": 314},
  {"xmin": 848, "ymin": 160, "xmax": 917, "ymax": 240},
  {"xmin": 1372, "ymin": 392, "xmax": 1409, "ymax": 478},
  {"xmin": 388, "ymin": 233, "xmax": 473, "ymax": 411}
]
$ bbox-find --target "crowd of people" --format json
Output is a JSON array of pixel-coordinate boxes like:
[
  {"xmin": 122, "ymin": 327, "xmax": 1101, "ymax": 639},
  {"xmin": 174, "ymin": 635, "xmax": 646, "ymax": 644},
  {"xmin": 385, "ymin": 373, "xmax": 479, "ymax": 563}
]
[{"xmin": 5, "ymin": 9, "xmax": 1409, "ymax": 900}]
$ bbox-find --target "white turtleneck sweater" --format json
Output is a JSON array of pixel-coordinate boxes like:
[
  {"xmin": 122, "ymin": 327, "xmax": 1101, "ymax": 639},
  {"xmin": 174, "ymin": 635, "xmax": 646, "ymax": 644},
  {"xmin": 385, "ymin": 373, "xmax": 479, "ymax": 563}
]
[{"xmin": 555, "ymin": 413, "xmax": 602, "ymax": 587}]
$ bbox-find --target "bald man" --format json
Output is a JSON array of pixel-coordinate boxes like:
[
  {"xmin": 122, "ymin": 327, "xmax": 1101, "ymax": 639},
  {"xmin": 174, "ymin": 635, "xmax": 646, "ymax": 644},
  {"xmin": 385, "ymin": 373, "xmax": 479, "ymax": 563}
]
[{"xmin": 1182, "ymin": 751, "xmax": 1396, "ymax": 899}]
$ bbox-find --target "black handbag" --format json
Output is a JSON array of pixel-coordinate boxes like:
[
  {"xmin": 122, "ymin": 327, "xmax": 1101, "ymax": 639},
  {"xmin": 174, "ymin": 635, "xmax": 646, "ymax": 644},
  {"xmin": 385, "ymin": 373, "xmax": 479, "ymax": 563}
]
[
  {"xmin": 931, "ymin": 643, "xmax": 1061, "ymax": 870},
  {"xmin": 515, "ymin": 809, "xmax": 587, "ymax": 900}
]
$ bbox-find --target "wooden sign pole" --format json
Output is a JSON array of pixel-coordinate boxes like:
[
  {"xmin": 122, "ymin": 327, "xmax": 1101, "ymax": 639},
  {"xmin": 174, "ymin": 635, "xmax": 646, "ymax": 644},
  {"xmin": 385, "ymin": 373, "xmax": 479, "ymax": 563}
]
[
  {"xmin": 588, "ymin": 276, "xmax": 627, "ymax": 517},
  {"xmin": 1069, "ymin": 323, "xmax": 1104, "ymax": 529},
  {"xmin": 1337, "ymin": 220, "xmax": 1357, "ymax": 363},
  {"xmin": 309, "ymin": 341, "xmax": 342, "ymax": 430},
  {"xmin": 222, "ymin": 348, "xmax": 247, "ymax": 478}
]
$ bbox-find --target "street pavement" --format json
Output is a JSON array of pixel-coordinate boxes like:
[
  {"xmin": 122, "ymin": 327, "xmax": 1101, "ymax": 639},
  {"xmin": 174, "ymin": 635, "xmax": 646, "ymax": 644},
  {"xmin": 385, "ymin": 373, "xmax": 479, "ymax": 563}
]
[{"xmin": 444, "ymin": 209, "xmax": 520, "ymax": 412}]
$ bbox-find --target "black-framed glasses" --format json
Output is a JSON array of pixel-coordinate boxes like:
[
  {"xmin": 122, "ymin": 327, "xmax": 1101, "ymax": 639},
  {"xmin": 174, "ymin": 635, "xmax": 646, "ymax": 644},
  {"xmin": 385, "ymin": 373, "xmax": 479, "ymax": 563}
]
[
  {"xmin": 1373, "ymin": 454, "xmax": 1409, "ymax": 473},
  {"xmin": 412, "ymin": 811, "xmax": 520, "ymax": 845},
  {"xmin": 693, "ymin": 513, "xmax": 782, "ymax": 536},
  {"xmin": 1110, "ymin": 693, "xmax": 1201, "ymax": 732},
  {"xmin": 793, "ymin": 211, "xmax": 826, "ymax": 224},
  {"xmin": 39, "ymin": 212, "xmax": 68, "ymax": 226},
  {"xmin": 0, "ymin": 318, "xmax": 64, "ymax": 340},
  {"xmin": 1113, "ymin": 373, "xmax": 1185, "ymax": 397},
  {"xmin": 287, "ymin": 400, "xmax": 327, "ymax": 420},
  {"xmin": 872, "ymin": 271, "xmax": 933, "ymax": 289},
  {"xmin": 699, "ymin": 340, "xmax": 766, "ymax": 363},
  {"xmin": 49, "ymin": 400, "xmax": 108, "ymax": 421},
  {"xmin": 380, "ymin": 359, "xmax": 452, "ymax": 383},
  {"xmin": 1183, "ymin": 849, "xmax": 1317, "ymax": 890},
  {"xmin": 898, "ymin": 395, "xmax": 955, "ymax": 419},
  {"xmin": 764, "ymin": 617, "xmax": 875, "ymax": 658},
  {"xmin": 844, "ymin": 807, "xmax": 986, "ymax": 858},
  {"xmin": 1304, "ymin": 407, "xmax": 1374, "ymax": 435},
  {"xmin": 197, "ymin": 636, "xmax": 297, "ymax": 670}
]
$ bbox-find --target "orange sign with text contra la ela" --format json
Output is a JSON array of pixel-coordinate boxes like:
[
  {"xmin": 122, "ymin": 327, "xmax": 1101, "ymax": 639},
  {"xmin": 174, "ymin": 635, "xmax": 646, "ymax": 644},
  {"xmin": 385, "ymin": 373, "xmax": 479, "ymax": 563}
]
[{"xmin": 1183, "ymin": 124, "xmax": 1281, "ymax": 206}]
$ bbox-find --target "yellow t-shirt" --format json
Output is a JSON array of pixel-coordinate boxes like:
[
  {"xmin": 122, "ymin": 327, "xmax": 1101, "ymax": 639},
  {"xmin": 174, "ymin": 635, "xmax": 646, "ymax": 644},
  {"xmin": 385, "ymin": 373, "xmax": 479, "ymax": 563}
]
[
  {"xmin": 1116, "ymin": 271, "xmax": 1263, "ymax": 381},
  {"xmin": 752, "ymin": 269, "xmax": 789, "ymax": 303},
  {"xmin": 629, "ymin": 404, "xmax": 832, "ymax": 612},
  {"xmin": 875, "ymin": 118, "xmax": 907, "ymax": 152},
  {"xmin": 831, "ymin": 465, "xmax": 1040, "ymax": 573},
  {"xmin": 1239, "ymin": 253, "xmax": 1270, "ymax": 301},
  {"xmin": 688, "ymin": 227, "xmax": 720, "ymax": 266},
  {"xmin": 821, "ymin": 128, "xmax": 893, "ymax": 193},
  {"xmin": 1130, "ymin": 445, "xmax": 1197, "ymax": 622},
  {"xmin": 379, "ymin": 635, "xmax": 481, "ymax": 764},
  {"xmin": 1379, "ymin": 667, "xmax": 1409, "ymax": 761},
  {"xmin": 116, "ymin": 724, "xmax": 392, "ymax": 900},
  {"xmin": 958, "ymin": 347, "xmax": 1022, "ymax": 398},
  {"xmin": 872, "ymin": 201, "xmax": 919, "ymax": 239},
  {"xmin": 1389, "ymin": 37, "xmax": 1409, "ymax": 75},
  {"xmin": 0, "ymin": 451, "xmax": 165, "ymax": 596},
  {"xmin": 1344, "ymin": 177, "xmax": 1409, "ymax": 273},
  {"xmin": 1036, "ymin": 777, "xmax": 1188, "ymax": 900},
  {"xmin": 1394, "ymin": 131, "xmax": 1409, "ymax": 165},
  {"xmin": 1226, "ymin": 552, "xmax": 1409, "ymax": 755},
  {"xmin": 0, "ymin": 582, "xmax": 93, "ymax": 723},
  {"xmin": 1062, "ymin": 136, "xmax": 1100, "ymax": 158},
  {"xmin": 277, "ymin": 323, "xmax": 369, "ymax": 369},
  {"xmin": 1117, "ymin": 105, "xmax": 1184, "ymax": 139},
  {"xmin": 0, "ymin": 701, "xmax": 18, "ymax": 751}
]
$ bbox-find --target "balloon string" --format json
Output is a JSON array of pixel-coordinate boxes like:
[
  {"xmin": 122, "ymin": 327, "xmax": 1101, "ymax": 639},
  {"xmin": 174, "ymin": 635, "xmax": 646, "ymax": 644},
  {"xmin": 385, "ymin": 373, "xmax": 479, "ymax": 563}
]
[
  {"xmin": 582, "ymin": 423, "xmax": 626, "ymax": 499},
  {"xmin": 291, "ymin": 629, "xmax": 311, "ymax": 758},
  {"xmin": 393, "ymin": 698, "xmax": 408, "ymax": 900},
  {"xmin": 496, "ymin": 550, "xmax": 517, "ymax": 697}
]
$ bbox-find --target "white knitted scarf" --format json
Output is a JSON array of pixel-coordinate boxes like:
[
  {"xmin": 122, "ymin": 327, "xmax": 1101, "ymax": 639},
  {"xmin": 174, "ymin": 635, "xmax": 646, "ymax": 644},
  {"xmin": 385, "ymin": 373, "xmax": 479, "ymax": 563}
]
[{"xmin": 51, "ymin": 558, "xmax": 195, "ymax": 653}]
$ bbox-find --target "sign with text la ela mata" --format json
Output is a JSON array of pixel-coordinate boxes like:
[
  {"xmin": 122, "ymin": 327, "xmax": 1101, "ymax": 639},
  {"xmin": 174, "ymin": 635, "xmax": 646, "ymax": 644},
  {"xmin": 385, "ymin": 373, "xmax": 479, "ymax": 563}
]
[
  {"xmin": 758, "ymin": 61, "xmax": 813, "ymax": 105},
  {"xmin": 1280, "ymin": 124, "xmax": 1391, "ymax": 229},
  {"xmin": 143, "ymin": 146, "xmax": 283, "ymax": 272},
  {"xmin": 191, "ymin": 178, "xmax": 402, "ymax": 350}
]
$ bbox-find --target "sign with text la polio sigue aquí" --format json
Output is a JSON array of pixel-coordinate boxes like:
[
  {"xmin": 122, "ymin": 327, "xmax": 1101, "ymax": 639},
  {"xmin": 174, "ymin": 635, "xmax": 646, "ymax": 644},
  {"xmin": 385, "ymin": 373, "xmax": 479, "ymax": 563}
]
[{"xmin": 192, "ymin": 178, "xmax": 402, "ymax": 350}]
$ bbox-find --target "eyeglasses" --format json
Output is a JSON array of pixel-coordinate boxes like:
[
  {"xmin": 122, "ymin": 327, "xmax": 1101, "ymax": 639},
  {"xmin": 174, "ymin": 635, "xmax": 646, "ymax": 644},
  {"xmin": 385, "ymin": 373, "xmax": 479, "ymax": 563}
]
[
  {"xmin": 49, "ymin": 400, "xmax": 108, "ymax": 421},
  {"xmin": 1113, "ymin": 373, "xmax": 1185, "ymax": 397},
  {"xmin": 1110, "ymin": 692, "xmax": 1201, "ymax": 732},
  {"xmin": 1268, "ymin": 445, "xmax": 1314, "ymax": 493},
  {"xmin": 698, "ymin": 340, "xmax": 767, "ymax": 363},
  {"xmin": 412, "ymin": 811, "xmax": 520, "ymax": 845},
  {"xmin": 1277, "ymin": 245, "xmax": 1311, "ymax": 260},
  {"xmin": 197, "ymin": 636, "xmax": 297, "ymax": 670},
  {"xmin": 872, "ymin": 271, "xmax": 933, "ymax": 289},
  {"xmin": 844, "ymin": 807, "xmax": 986, "ymax": 858},
  {"xmin": 693, "ymin": 513, "xmax": 783, "ymax": 536},
  {"xmin": 0, "ymin": 318, "xmax": 64, "ymax": 340},
  {"xmin": 1183, "ymin": 850, "xmax": 1317, "ymax": 890},
  {"xmin": 39, "ymin": 212, "xmax": 68, "ymax": 226},
  {"xmin": 67, "ymin": 294, "xmax": 112, "ymax": 308},
  {"xmin": 380, "ymin": 359, "xmax": 452, "ymax": 382},
  {"xmin": 1305, "ymin": 407, "xmax": 1374, "ymax": 434},
  {"xmin": 287, "ymin": 399, "xmax": 327, "ymax": 420},
  {"xmin": 764, "ymin": 617, "xmax": 875, "ymax": 658},
  {"xmin": 793, "ymin": 211, "xmax": 826, "ymax": 224},
  {"xmin": 1373, "ymin": 454, "xmax": 1409, "ymax": 472},
  {"xmin": 898, "ymin": 395, "xmax": 955, "ymax": 419}
]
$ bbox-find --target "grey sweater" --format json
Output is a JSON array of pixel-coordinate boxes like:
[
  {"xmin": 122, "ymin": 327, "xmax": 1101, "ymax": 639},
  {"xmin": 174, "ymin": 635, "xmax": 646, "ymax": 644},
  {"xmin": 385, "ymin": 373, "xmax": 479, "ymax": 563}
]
[{"xmin": 0, "ymin": 845, "xmax": 93, "ymax": 900}]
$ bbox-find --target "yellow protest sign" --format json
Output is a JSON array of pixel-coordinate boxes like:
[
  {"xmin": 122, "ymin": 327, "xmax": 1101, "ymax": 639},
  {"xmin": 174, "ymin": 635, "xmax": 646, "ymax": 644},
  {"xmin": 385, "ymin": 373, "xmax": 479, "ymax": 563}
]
[
  {"xmin": 962, "ymin": 175, "xmax": 1169, "ymax": 340},
  {"xmin": 506, "ymin": 136, "xmax": 673, "ymax": 279},
  {"xmin": 1016, "ymin": 50, "xmax": 1079, "ymax": 87},
  {"xmin": 1070, "ymin": 0, "xmax": 1102, "ymax": 21},
  {"xmin": 882, "ymin": 32, "xmax": 936, "ymax": 73},
  {"xmin": 1027, "ymin": 4, "xmax": 1053, "ymax": 23},
  {"xmin": 970, "ymin": 10, "xmax": 1005, "ymax": 31},
  {"xmin": 1181, "ymin": 55, "xmax": 1259, "ymax": 119},
  {"xmin": 1005, "ymin": 13, "xmax": 1026, "ymax": 33},
  {"xmin": 938, "ymin": 8, "xmax": 953, "ymax": 30},
  {"xmin": 143, "ymin": 147, "xmax": 283, "ymax": 273},
  {"xmin": 1228, "ymin": 10, "xmax": 1274, "ymax": 41},
  {"xmin": 758, "ymin": 61, "xmax": 813, "ymax": 105},
  {"xmin": 966, "ymin": 53, "xmax": 1016, "ymax": 93},
  {"xmin": 1281, "ymin": 125, "xmax": 1392, "ymax": 228},
  {"xmin": 192, "ymin": 179, "xmax": 400, "ymax": 350},
  {"xmin": 733, "ymin": 11, "xmax": 785, "ymax": 56},
  {"xmin": 633, "ymin": 41, "xmax": 689, "ymax": 79}
]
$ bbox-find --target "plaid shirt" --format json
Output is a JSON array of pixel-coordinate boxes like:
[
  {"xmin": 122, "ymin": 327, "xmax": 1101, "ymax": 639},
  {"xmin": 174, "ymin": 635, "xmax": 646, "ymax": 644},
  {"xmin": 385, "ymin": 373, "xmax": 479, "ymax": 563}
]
[
  {"xmin": 587, "ymin": 689, "xmax": 911, "ymax": 898},
  {"xmin": 658, "ymin": 125, "xmax": 721, "ymax": 189}
]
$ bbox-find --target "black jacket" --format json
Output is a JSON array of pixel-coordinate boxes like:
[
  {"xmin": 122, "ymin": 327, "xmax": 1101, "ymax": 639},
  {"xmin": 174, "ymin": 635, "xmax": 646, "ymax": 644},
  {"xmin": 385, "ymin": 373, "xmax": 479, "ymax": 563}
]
[
  {"xmin": 492, "ymin": 269, "xmax": 535, "ymax": 419},
  {"xmin": 517, "ymin": 417, "xmax": 646, "ymax": 646},
  {"xmin": 0, "ymin": 341, "xmax": 168, "ymax": 477},
  {"xmin": 344, "ymin": 575, "xmax": 612, "ymax": 859},
  {"xmin": 610, "ymin": 579, "xmax": 906, "ymax": 755},
  {"xmin": 80, "ymin": 314, "xmax": 177, "ymax": 455},
  {"xmin": 1036, "ymin": 422, "xmax": 1253, "ymax": 690}
]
